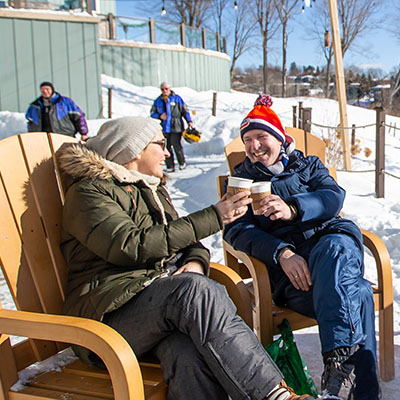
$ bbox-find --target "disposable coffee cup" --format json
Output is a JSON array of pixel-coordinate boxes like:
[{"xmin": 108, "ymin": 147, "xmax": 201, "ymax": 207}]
[
  {"xmin": 226, "ymin": 177, "xmax": 253, "ymax": 198},
  {"xmin": 250, "ymin": 182, "xmax": 271, "ymax": 214}
]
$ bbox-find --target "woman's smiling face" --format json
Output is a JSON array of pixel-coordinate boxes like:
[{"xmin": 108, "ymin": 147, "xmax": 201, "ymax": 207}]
[{"xmin": 243, "ymin": 129, "xmax": 282, "ymax": 166}]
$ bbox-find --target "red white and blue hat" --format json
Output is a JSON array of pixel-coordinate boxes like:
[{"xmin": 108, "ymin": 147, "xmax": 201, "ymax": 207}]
[{"xmin": 240, "ymin": 94, "xmax": 294, "ymax": 149}]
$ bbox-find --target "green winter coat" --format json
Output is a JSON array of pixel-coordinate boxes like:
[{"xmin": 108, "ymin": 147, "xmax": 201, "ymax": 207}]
[{"xmin": 57, "ymin": 144, "xmax": 223, "ymax": 363}]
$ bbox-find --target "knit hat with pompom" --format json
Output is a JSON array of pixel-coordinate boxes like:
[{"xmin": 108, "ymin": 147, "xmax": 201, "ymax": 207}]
[{"xmin": 240, "ymin": 94, "xmax": 294, "ymax": 149}]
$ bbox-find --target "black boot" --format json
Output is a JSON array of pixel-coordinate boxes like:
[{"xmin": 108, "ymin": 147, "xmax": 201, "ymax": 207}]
[{"xmin": 321, "ymin": 346, "xmax": 359, "ymax": 398}]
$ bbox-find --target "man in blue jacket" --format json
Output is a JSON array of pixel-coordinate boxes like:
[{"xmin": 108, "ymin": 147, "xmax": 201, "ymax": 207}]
[
  {"xmin": 150, "ymin": 82, "xmax": 192, "ymax": 172},
  {"xmin": 224, "ymin": 95, "xmax": 379, "ymax": 400},
  {"xmin": 26, "ymin": 81, "xmax": 88, "ymax": 141}
]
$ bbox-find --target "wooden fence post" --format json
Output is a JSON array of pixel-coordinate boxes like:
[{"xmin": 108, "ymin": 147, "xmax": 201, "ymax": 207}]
[
  {"xmin": 180, "ymin": 23, "xmax": 186, "ymax": 47},
  {"xmin": 149, "ymin": 19, "xmax": 155, "ymax": 43},
  {"xmin": 212, "ymin": 92, "xmax": 217, "ymax": 116},
  {"xmin": 302, "ymin": 107, "xmax": 312, "ymax": 156},
  {"xmin": 375, "ymin": 107, "xmax": 385, "ymax": 198},
  {"xmin": 298, "ymin": 101, "xmax": 303, "ymax": 129},
  {"xmin": 292, "ymin": 105, "xmax": 297, "ymax": 128},
  {"xmin": 303, "ymin": 107, "xmax": 312, "ymax": 133},
  {"xmin": 85, "ymin": 0, "xmax": 92, "ymax": 14},
  {"xmin": 351, "ymin": 124, "xmax": 356, "ymax": 146},
  {"xmin": 107, "ymin": 13, "xmax": 115, "ymax": 40},
  {"xmin": 108, "ymin": 88, "xmax": 112, "ymax": 119},
  {"xmin": 202, "ymin": 28, "xmax": 206, "ymax": 49}
]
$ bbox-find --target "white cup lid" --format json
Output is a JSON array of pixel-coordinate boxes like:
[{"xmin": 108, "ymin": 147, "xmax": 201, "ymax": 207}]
[
  {"xmin": 228, "ymin": 176, "xmax": 253, "ymax": 188},
  {"xmin": 251, "ymin": 181, "xmax": 271, "ymax": 193}
]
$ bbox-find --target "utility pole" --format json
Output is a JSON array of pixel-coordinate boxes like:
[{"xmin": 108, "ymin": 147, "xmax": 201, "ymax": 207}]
[{"xmin": 328, "ymin": 0, "xmax": 351, "ymax": 170}]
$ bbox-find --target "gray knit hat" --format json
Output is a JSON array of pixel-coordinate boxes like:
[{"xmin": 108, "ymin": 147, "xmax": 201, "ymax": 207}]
[{"xmin": 86, "ymin": 116, "xmax": 162, "ymax": 165}]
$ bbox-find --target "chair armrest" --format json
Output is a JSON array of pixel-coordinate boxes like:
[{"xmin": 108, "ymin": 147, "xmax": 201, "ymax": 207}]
[
  {"xmin": 361, "ymin": 229, "xmax": 393, "ymax": 309},
  {"xmin": 222, "ymin": 241, "xmax": 275, "ymax": 346},
  {"xmin": 0, "ymin": 309, "xmax": 144, "ymax": 400}
]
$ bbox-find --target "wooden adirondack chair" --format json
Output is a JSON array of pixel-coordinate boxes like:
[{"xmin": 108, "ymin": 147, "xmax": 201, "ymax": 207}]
[
  {"xmin": 217, "ymin": 126, "xmax": 394, "ymax": 382},
  {"xmin": 0, "ymin": 132, "xmax": 252, "ymax": 400}
]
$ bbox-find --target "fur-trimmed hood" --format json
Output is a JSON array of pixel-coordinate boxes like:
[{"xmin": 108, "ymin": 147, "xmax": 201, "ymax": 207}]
[{"xmin": 57, "ymin": 143, "xmax": 167, "ymax": 190}]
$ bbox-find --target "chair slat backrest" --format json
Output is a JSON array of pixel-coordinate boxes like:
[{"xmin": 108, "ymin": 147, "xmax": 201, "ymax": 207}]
[
  {"xmin": 0, "ymin": 132, "xmax": 78, "ymax": 364},
  {"xmin": 224, "ymin": 126, "xmax": 327, "ymax": 175}
]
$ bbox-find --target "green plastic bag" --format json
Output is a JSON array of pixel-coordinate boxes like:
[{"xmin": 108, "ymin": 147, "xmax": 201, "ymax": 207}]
[{"xmin": 265, "ymin": 319, "xmax": 319, "ymax": 397}]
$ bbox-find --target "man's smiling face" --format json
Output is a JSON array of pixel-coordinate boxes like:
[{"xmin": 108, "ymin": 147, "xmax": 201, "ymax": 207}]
[{"xmin": 243, "ymin": 129, "xmax": 282, "ymax": 166}]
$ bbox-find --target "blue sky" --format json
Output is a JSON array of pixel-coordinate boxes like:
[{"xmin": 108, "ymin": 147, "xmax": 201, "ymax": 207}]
[{"xmin": 115, "ymin": 0, "xmax": 400, "ymax": 76}]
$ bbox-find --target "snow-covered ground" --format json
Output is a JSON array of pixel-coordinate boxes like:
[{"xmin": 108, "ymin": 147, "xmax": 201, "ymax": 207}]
[{"xmin": 1, "ymin": 75, "xmax": 400, "ymax": 397}]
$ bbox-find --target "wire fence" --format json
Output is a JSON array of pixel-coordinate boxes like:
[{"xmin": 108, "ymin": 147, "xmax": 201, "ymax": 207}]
[
  {"xmin": 100, "ymin": 15, "xmax": 226, "ymax": 53},
  {"xmin": 309, "ymin": 120, "xmax": 377, "ymax": 130},
  {"xmin": 292, "ymin": 104, "xmax": 400, "ymax": 193},
  {"xmin": 383, "ymin": 122, "xmax": 400, "ymax": 133}
]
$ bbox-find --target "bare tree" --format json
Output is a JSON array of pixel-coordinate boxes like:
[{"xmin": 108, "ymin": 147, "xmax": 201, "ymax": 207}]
[
  {"xmin": 308, "ymin": 6, "xmax": 333, "ymax": 97},
  {"xmin": 163, "ymin": 0, "xmax": 212, "ymax": 27},
  {"xmin": 252, "ymin": 0, "xmax": 280, "ymax": 93},
  {"xmin": 308, "ymin": 0, "xmax": 381, "ymax": 98},
  {"xmin": 229, "ymin": 1, "xmax": 258, "ymax": 79},
  {"xmin": 386, "ymin": 2, "xmax": 400, "ymax": 112},
  {"xmin": 210, "ymin": 0, "xmax": 229, "ymax": 36},
  {"xmin": 273, "ymin": 0, "xmax": 301, "ymax": 97},
  {"xmin": 389, "ymin": 1, "xmax": 400, "ymax": 40},
  {"xmin": 389, "ymin": 69, "xmax": 400, "ymax": 110}
]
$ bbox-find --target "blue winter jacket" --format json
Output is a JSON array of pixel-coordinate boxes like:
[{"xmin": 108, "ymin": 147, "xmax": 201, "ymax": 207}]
[
  {"xmin": 150, "ymin": 91, "xmax": 191, "ymax": 133},
  {"xmin": 223, "ymin": 150, "xmax": 363, "ymax": 302},
  {"xmin": 26, "ymin": 93, "xmax": 88, "ymax": 137}
]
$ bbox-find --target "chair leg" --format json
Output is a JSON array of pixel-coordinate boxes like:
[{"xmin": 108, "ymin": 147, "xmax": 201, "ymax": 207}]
[{"xmin": 378, "ymin": 304, "xmax": 395, "ymax": 381}]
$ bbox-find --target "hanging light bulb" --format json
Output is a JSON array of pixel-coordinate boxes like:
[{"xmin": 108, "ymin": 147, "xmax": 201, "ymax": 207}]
[
  {"xmin": 161, "ymin": 0, "xmax": 166, "ymax": 15},
  {"xmin": 234, "ymin": 0, "xmax": 238, "ymax": 10}
]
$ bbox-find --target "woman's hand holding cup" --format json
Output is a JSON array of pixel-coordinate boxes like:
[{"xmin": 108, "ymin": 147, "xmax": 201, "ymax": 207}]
[
  {"xmin": 215, "ymin": 190, "xmax": 252, "ymax": 225},
  {"xmin": 215, "ymin": 177, "xmax": 254, "ymax": 225}
]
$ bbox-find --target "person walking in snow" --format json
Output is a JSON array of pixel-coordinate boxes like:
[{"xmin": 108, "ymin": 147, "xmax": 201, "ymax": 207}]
[
  {"xmin": 150, "ymin": 82, "xmax": 192, "ymax": 172},
  {"xmin": 57, "ymin": 115, "xmax": 315, "ymax": 400},
  {"xmin": 224, "ymin": 94, "xmax": 380, "ymax": 400},
  {"xmin": 26, "ymin": 81, "xmax": 88, "ymax": 141}
]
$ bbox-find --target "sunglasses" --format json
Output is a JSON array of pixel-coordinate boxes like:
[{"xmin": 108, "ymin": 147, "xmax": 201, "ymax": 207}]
[
  {"xmin": 161, "ymin": 87, "xmax": 170, "ymax": 91},
  {"xmin": 150, "ymin": 139, "xmax": 167, "ymax": 151}
]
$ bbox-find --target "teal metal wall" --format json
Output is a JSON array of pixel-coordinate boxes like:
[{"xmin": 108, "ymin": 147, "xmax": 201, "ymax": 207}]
[
  {"xmin": 99, "ymin": 41, "xmax": 231, "ymax": 92},
  {"xmin": 0, "ymin": 10, "xmax": 102, "ymax": 119}
]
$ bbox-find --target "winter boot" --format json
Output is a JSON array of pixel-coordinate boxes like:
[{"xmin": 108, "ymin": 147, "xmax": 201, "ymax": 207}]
[
  {"xmin": 264, "ymin": 380, "xmax": 315, "ymax": 400},
  {"xmin": 321, "ymin": 346, "xmax": 358, "ymax": 398}
]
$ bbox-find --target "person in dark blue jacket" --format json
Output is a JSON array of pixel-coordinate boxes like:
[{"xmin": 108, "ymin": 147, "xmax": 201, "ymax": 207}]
[
  {"xmin": 26, "ymin": 81, "xmax": 88, "ymax": 141},
  {"xmin": 224, "ymin": 95, "xmax": 380, "ymax": 400},
  {"xmin": 150, "ymin": 82, "xmax": 192, "ymax": 172}
]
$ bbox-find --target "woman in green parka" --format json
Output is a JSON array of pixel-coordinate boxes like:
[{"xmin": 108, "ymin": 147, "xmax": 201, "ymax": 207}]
[{"xmin": 57, "ymin": 116, "xmax": 314, "ymax": 400}]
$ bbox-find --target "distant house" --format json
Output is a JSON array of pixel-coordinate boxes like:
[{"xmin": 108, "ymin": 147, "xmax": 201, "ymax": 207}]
[{"xmin": 294, "ymin": 75, "xmax": 314, "ymax": 84}]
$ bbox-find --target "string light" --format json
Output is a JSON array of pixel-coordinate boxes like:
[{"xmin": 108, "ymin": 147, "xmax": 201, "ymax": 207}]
[
  {"xmin": 234, "ymin": 0, "xmax": 238, "ymax": 10},
  {"xmin": 161, "ymin": 0, "xmax": 166, "ymax": 15},
  {"xmin": 301, "ymin": 0, "xmax": 315, "ymax": 12}
]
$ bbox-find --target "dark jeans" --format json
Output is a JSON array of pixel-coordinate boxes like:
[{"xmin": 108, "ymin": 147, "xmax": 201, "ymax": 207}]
[
  {"xmin": 282, "ymin": 234, "xmax": 379, "ymax": 400},
  {"xmin": 164, "ymin": 131, "xmax": 185, "ymax": 168},
  {"xmin": 103, "ymin": 273, "xmax": 283, "ymax": 400}
]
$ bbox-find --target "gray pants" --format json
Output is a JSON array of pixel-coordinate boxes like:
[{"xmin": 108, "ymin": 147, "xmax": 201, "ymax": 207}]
[{"xmin": 103, "ymin": 273, "xmax": 282, "ymax": 400}]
